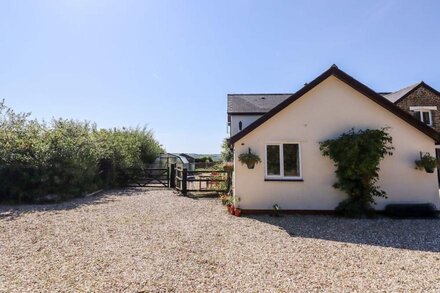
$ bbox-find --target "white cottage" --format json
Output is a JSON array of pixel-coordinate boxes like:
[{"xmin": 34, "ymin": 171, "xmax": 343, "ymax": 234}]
[{"xmin": 228, "ymin": 65, "xmax": 440, "ymax": 212}]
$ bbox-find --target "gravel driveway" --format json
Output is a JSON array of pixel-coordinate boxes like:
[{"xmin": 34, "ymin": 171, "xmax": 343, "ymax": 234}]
[{"xmin": 1, "ymin": 188, "xmax": 440, "ymax": 292}]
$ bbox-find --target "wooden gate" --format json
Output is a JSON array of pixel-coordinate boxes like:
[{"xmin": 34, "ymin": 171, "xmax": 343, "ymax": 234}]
[
  {"xmin": 174, "ymin": 165, "xmax": 231, "ymax": 195},
  {"xmin": 125, "ymin": 168, "xmax": 170, "ymax": 187},
  {"xmin": 122, "ymin": 164, "xmax": 231, "ymax": 195}
]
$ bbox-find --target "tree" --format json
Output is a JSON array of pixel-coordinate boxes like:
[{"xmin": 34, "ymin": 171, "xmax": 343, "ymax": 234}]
[{"xmin": 221, "ymin": 138, "xmax": 233, "ymax": 162}]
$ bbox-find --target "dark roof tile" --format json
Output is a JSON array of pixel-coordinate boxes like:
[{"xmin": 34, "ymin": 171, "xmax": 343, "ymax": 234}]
[{"xmin": 227, "ymin": 94, "xmax": 292, "ymax": 114}]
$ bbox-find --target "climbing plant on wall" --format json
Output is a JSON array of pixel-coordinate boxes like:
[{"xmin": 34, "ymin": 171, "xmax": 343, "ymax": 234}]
[{"xmin": 319, "ymin": 128, "xmax": 394, "ymax": 217}]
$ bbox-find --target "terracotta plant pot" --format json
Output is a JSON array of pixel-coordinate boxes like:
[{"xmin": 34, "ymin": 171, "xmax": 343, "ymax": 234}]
[
  {"xmin": 234, "ymin": 208, "xmax": 242, "ymax": 217},
  {"xmin": 227, "ymin": 205, "xmax": 235, "ymax": 215}
]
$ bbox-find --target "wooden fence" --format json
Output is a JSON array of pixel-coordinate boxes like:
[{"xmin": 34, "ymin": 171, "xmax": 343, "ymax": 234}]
[
  {"xmin": 122, "ymin": 164, "xmax": 231, "ymax": 195},
  {"xmin": 173, "ymin": 164, "xmax": 231, "ymax": 195}
]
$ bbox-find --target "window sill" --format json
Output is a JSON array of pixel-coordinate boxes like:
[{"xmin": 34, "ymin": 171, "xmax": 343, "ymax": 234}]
[{"xmin": 264, "ymin": 178, "xmax": 304, "ymax": 182}]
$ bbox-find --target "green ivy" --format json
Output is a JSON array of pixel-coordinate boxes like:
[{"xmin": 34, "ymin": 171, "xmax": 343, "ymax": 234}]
[{"xmin": 319, "ymin": 128, "xmax": 394, "ymax": 217}]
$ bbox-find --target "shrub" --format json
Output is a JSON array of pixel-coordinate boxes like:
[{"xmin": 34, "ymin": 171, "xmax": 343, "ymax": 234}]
[
  {"xmin": 319, "ymin": 128, "xmax": 394, "ymax": 218},
  {"xmin": 0, "ymin": 101, "xmax": 164, "ymax": 203},
  {"xmin": 94, "ymin": 127, "xmax": 163, "ymax": 187}
]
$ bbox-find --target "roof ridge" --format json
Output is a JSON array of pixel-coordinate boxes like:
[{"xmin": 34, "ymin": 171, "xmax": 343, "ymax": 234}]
[
  {"xmin": 229, "ymin": 65, "xmax": 439, "ymax": 144},
  {"xmin": 389, "ymin": 82, "xmax": 421, "ymax": 94},
  {"xmin": 228, "ymin": 93, "xmax": 294, "ymax": 96}
]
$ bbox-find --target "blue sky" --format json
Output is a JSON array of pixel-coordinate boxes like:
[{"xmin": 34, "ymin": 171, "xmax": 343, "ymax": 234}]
[{"xmin": 0, "ymin": 0, "xmax": 439, "ymax": 153}]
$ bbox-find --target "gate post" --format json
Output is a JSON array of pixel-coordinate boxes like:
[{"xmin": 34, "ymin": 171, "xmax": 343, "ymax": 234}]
[
  {"xmin": 182, "ymin": 168, "xmax": 188, "ymax": 195},
  {"xmin": 226, "ymin": 170, "xmax": 232, "ymax": 194},
  {"xmin": 169, "ymin": 163, "xmax": 176, "ymax": 188}
]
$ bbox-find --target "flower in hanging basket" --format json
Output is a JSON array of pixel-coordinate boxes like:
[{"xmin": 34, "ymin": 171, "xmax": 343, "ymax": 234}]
[
  {"xmin": 238, "ymin": 148, "xmax": 261, "ymax": 169},
  {"xmin": 415, "ymin": 152, "xmax": 438, "ymax": 173}
]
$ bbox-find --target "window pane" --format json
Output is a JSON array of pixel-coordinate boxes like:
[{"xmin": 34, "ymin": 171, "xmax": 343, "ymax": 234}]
[
  {"xmin": 414, "ymin": 111, "xmax": 421, "ymax": 121},
  {"xmin": 266, "ymin": 145, "xmax": 280, "ymax": 175},
  {"xmin": 283, "ymin": 144, "xmax": 300, "ymax": 177},
  {"xmin": 422, "ymin": 111, "xmax": 431, "ymax": 125}
]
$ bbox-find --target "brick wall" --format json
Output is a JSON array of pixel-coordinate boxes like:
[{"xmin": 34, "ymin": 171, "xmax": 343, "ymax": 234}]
[{"xmin": 395, "ymin": 85, "xmax": 440, "ymax": 133}]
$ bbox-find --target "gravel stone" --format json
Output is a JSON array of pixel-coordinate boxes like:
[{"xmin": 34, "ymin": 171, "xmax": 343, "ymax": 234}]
[{"xmin": 1, "ymin": 188, "xmax": 440, "ymax": 292}]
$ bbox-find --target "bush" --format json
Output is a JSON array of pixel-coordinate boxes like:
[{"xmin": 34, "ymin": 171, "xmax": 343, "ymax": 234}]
[
  {"xmin": 0, "ymin": 101, "xmax": 164, "ymax": 203},
  {"xmin": 385, "ymin": 204, "xmax": 438, "ymax": 218}
]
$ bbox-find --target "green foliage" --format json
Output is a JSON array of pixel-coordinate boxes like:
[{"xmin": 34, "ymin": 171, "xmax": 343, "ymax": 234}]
[
  {"xmin": 334, "ymin": 198, "xmax": 375, "ymax": 218},
  {"xmin": 221, "ymin": 138, "xmax": 233, "ymax": 162},
  {"xmin": 195, "ymin": 156, "xmax": 213, "ymax": 163},
  {"xmin": 0, "ymin": 101, "xmax": 164, "ymax": 203},
  {"xmin": 238, "ymin": 149, "xmax": 261, "ymax": 168},
  {"xmin": 319, "ymin": 128, "xmax": 394, "ymax": 217},
  {"xmin": 220, "ymin": 194, "xmax": 233, "ymax": 206},
  {"xmin": 415, "ymin": 153, "xmax": 438, "ymax": 173}
]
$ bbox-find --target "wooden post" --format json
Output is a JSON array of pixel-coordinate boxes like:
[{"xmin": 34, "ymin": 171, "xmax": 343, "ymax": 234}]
[
  {"xmin": 182, "ymin": 168, "xmax": 188, "ymax": 195},
  {"xmin": 169, "ymin": 163, "xmax": 176, "ymax": 188},
  {"xmin": 226, "ymin": 170, "xmax": 232, "ymax": 194}
]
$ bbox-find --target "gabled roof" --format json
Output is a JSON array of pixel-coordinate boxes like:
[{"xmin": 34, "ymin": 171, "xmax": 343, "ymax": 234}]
[
  {"xmin": 382, "ymin": 81, "xmax": 440, "ymax": 104},
  {"xmin": 227, "ymin": 94, "xmax": 292, "ymax": 114},
  {"xmin": 229, "ymin": 65, "xmax": 440, "ymax": 144},
  {"xmin": 382, "ymin": 83, "xmax": 421, "ymax": 103}
]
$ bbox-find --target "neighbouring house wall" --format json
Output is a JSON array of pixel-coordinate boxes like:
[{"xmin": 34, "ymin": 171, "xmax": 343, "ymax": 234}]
[
  {"xmin": 230, "ymin": 115, "xmax": 262, "ymax": 136},
  {"xmin": 395, "ymin": 86, "xmax": 440, "ymax": 132},
  {"xmin": 233, "ymin": 76, "xmax": 439, "ymax": 211}
]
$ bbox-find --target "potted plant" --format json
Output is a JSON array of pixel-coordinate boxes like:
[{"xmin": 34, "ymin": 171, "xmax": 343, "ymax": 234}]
[
  {"xmin": 220, "ymin": 194, "xmax": 230, "ymax": 206},
  {"xmin": 228, "ymin": 205, "xmax": 235, "ymax": 215},
  {"xmin": 415, "ymin": 152, "xmax": 438, "ymax": 173},
  {"xmin": 238, "ymin": 148, "xmax": 261, "ymax": 169},
  {"xmin": 225, "ymin": 198, "xmax": 235, "ymax": 214},
  {"xmin": 233, "ymin": 197, "xmax": 242, "ymax": 217},
  {"xmin": 272, "ymin": 204, "xmax": 281, "ymax": 217},
  {"xmin": 234, "ymin": 207, "xmax": 242, "ymax": 217}
]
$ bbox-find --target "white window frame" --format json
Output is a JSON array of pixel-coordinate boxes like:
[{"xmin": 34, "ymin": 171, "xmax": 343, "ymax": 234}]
[
  {"xmin": 410, "ymin": 106, "xmax": 435, "ymax": 126},
  {"xmin": 264, "ymin": 142, "xmax": 302, "ymax": 180},
  {"xmin": 409, "ymin": 106, "xmax": 437, "ymax": 111}
]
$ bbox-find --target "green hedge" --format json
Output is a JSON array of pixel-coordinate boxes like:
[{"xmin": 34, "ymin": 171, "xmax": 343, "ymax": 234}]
[{"xmin": 0, "ymin": 101, "xmax": 164, "ymax": 203}]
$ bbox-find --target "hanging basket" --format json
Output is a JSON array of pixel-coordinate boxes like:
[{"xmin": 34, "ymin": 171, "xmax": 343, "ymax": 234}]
[
  {"xmin": 238, "ymin": 148, "xmax": 261, "ymax": 170},
  {"xmin": 415, "ymin": 152, "xmax": 438, "ymax": 174}
]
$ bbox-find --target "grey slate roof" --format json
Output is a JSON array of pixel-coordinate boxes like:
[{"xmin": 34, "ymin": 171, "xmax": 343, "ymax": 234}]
[
  {"xmin": 227, "ymin": 94, "xmax": 292, "ymax": 114},
  {"xmin": 228, "ymin": 83, "xmax": 423, "ymax": 114},
  {"xmin": 381, "ymin": 83, "xmax": 421, "ymax": 103}
]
